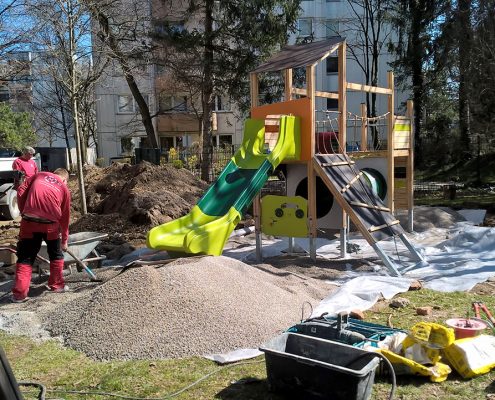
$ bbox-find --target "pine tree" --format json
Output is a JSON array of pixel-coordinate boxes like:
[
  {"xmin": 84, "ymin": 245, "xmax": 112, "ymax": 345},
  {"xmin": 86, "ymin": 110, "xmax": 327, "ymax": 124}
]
[{"xmin": 154, "ymin": 0, "xmax": 300, "ymax": 181}]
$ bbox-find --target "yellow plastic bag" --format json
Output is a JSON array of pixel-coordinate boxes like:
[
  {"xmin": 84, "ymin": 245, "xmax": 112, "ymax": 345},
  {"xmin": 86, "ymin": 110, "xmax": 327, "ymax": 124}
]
[
  {"xmin": 379, "ymin": 349, "xmax": 451, "ymax": 382},
  {"xmin": 378, "ymin": 322, "xmax": 456, "ymax": 382},
  {"xmin": 443, "ymin": 335, "xmax": 495, "ymax": 378},
  {"xmin": 408, "ymin": 322, "xmax": 456, "ymax": 349}
]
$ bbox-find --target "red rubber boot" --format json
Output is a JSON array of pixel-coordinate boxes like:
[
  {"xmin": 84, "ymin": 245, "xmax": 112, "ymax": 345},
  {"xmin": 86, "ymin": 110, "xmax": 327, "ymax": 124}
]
[
  {"xmin": 12, "ymin": 263, "xmax": 32, "ymax": 301},
  {"xmin": 48, "ymin": 260, "xmax": 65, "ymax": 292}
]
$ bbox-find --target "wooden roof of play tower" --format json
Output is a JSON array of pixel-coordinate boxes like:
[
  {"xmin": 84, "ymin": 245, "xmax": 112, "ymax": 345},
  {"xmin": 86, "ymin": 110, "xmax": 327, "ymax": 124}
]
[{"xmin": 253, "ymin": 37, "xmax": 344, "ymax": 73}]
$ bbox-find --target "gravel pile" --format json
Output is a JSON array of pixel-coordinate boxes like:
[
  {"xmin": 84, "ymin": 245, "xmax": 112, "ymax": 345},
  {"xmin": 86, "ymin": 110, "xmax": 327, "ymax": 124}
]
[
  {"xmin": 396, "ymin": 206, "xmax": 466, "ymax": 232},
  {"xmin": 43, "ymin": 256, "xmax": 330, "ymax": 361}
]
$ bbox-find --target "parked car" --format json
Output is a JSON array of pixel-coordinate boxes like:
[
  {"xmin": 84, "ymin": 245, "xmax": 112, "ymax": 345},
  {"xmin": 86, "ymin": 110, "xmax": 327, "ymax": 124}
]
[{"xmin": 0, "ymin": 149, "xmax": 40, "ymax": 220}]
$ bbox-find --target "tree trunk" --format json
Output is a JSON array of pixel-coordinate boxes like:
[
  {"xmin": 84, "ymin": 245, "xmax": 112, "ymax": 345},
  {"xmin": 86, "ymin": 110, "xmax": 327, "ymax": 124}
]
[
  {"xmin": 458, "ymin": 0, "xmax": 472, "ymax": 160},
  {"xmin": 68, "ymin": 0, "xmax": 87, "ymax": 214},
  {"xmin": 123, "ymin": 70, "xmax": 158, "ymax": 149},
  {"xmin": 200, "ymin": 0, "xmax": 214, "ymax": 182},
  {"xmin": 89, "ymin": 4, "xmax": 158, "ymax": 150},
  {"xmin": 409, "ymin": 0, "xmax": 425, "ymax": 168},
  {"xmin": 55, "ymin": 80, "xmax": 73, "ymax": 166}
]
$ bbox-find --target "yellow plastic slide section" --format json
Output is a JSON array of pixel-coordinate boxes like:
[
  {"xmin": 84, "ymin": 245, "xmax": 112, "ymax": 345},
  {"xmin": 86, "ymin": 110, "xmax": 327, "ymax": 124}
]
[
  {"xmin": 147, "ymin": 205, "xmax": 241, "ymax": 256},
  {"xmin": 231, "ymin": 115, "xmax": 300, "ymax": 169},
  {"xmin": 146, "ymin": 115, "xmax": 300, "ymax": 256},
  {"xmin": 265, "ymin": 115, "xmax": 300, "ymax": 168}
]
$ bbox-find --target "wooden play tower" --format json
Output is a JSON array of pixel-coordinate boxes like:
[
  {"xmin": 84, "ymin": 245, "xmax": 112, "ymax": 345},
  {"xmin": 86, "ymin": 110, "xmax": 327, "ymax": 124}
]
[{"xmin": 248, "ymin": 38, "xmax": 423, "ymax": 276}]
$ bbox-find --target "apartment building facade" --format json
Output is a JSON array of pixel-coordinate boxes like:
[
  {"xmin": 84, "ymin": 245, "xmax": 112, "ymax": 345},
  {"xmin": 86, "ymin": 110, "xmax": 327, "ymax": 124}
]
[{"xmin": 94, "ymin": 0, "xmax": 409, "ymax": 164}]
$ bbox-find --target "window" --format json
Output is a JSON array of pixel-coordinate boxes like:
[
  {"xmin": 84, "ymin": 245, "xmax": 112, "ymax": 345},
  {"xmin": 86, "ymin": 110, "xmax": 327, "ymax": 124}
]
[
  {"xmin": 155, "ymin": 21, "xmax": 185, "ymax": 36},
  {"xmin": 160, "ymin": 136, "xmax": 174, "ymax": 150},
  {"xmin": 297, "ymin": 19, "xmax": 312, "ymax": 37},
  {"xmin": 0, "ymin": 86, "xmax": 9, "ymax": 103},
  {"xmin": 213, "ymin": 95, "xmax": 230, "ymax": 112},
  {"xmin": 327, "ymin": 98, "xmax": 338, "ymax": 110},
  {"xmin": 120, "ymin": 137, "xmax": 134, "ymax": 154},
  {"xmin": 174, "ymin": 96, "xmax": 187, "ymax": 112},
  {"xmin": 117, "ymin": 95, "xmax": 148, "ymax": 113},
  {"xmin": 326, "ymin": 56, "xmax": 338, "ymax": 74},
  {"xmin": 159, "ymin": 94, "xmax": 172, "ymax": 111},
  {"xmin": 117, "ymin": 95, "xmax": 134, "ymax": 113},
  {"xmin": 159, "ymin": 93, "xmax": 188, "ymax": 112},
  {"xmin": 218, "ymin": 135, "xmax": 233, "ymax": 148},
  {"xmin": 325, "ymin": 20, "xmax": 339, "ymax": 37},
  {"xmin": 160, "ymin": 136, "xmax": 183, "ymax": 150}
]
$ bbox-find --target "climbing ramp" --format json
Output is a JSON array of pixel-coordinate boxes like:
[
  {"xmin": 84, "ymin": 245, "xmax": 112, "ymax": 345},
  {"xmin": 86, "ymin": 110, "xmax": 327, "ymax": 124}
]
[{"xmin": 313, "ymin": 153, "xmax": 425, "ymax": 276}]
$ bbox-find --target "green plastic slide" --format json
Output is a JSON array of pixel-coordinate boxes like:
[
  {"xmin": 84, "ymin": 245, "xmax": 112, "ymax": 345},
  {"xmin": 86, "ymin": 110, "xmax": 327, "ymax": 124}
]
[{"xmin": 146, "ymin": 115, "xmax": 300, "ymax": 256}]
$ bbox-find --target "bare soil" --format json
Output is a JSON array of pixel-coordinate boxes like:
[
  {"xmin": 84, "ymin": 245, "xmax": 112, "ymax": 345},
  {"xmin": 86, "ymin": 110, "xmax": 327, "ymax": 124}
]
[{"xmin": 0, "ymin": 163, "xmax": 494, "ymax": 297}]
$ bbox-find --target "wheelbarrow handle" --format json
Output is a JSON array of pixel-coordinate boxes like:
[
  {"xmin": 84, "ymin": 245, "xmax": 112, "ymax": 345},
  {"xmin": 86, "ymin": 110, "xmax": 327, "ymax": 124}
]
[{"xmin": 65, "ymin": 248, "xmax": 98, "ymax": 281}]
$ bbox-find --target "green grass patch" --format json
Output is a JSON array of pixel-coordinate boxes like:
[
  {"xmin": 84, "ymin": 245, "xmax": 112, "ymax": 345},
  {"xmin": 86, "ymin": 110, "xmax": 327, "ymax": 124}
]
[
  {"xmin": 2, "ymin": 289, "xmax": 495, "ymax": 399},
  {"xmin": 415, "ymin": 192, "xmax": 495, "ymax": 211},
  {"xmin": 417, "ymin": 152, "xmax": 495, "ymax": 185}
]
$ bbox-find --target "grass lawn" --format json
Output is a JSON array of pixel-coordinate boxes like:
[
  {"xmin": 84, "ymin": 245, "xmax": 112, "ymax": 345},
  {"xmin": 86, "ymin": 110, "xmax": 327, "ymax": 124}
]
[{"xmin": 2, "ymin": 289, "xmax": 495, "ymax": 399}]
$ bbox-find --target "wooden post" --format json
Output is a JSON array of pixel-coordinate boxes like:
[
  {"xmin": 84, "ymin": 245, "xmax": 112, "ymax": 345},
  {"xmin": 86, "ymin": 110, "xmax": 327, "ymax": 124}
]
[
  {"xmin": 406, "ymin": 99, "xmax": 414, "ymax": 232},
  {"xmin": 250, "ymin": 72, "xmax": 259, "ymax": 108},
  {"xmin": 387, "ymin": 71, "xmax": 395, "ymax": 213},
  {"xmin": 250, "ymin": 73, "xmax": 262, "ymax": 261},
  {"xmin": 285, "ymin": 68, "xmax": 293, "ymax": 101},
  {"xmin": 360, "ymin": 102, "xmax": 367, "ymax": 151},
  {"xmin": 338, "ymin": 41, "xmax": 348, "ymax": 258},
  {"xmin": 306, "ymin": 65, "xmax": 317, "ymax": 260},
  {"xmin": 338, "ymin": 41, "xmax": 347, "ymax": 152}
]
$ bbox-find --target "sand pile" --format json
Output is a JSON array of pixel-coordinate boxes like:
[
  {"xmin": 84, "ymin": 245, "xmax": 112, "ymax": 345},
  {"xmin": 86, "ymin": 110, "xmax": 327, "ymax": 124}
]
[{"xmin": 42, "ymin": 256, "xmax": 330, "ymax": 361}]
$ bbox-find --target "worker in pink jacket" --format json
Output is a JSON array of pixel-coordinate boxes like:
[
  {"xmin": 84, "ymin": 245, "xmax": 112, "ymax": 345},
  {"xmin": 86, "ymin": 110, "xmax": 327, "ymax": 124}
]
[
  {"xmin": 12, "ymin": 146, "xmax": 38, "ymax": 188},
  {"xmin": 11, "ymin": 168, "xmax": 71, "ymax": 303}
]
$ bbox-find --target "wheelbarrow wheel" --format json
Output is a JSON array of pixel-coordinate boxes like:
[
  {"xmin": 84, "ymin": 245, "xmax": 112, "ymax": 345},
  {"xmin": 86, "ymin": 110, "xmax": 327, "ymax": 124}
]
[
  {"xmin": 0, "ymin": 189, "xmax": 20, "ymax": 220},
  {"xmin": 74, "ymin": 262, "xmax": 83, "ymax": 273}
]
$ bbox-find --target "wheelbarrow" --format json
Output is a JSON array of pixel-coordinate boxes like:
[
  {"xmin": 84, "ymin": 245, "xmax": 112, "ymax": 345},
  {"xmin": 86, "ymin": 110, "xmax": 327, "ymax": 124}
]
[
  {"xmin": 38, "ymin": 232, "xmax": 108, "ymax": 280},
  {"xmin": 0, "ymin": 232, "xmax": 107, "ymax": 282}
]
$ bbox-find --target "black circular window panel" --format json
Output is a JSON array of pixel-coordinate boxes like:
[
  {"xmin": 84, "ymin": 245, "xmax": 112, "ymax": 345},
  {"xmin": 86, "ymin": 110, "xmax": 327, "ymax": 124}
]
[{"xmin": 295, "ymin": 177, "xmax": 334, "ymax": 219}]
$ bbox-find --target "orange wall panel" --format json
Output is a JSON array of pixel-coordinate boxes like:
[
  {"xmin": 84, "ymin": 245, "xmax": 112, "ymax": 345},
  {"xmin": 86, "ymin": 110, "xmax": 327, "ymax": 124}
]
[{"xmin": 251, "ymin": 98, "xmax": 312, "ymax": 161}]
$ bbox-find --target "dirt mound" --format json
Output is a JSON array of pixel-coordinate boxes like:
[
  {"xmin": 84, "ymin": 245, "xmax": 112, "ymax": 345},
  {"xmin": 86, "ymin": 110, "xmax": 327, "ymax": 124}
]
[
  {"xmin": 43, "ymin": 256, "xmax": 331, "ymax": 360},
  {"xmin": 68, "ymin": 162, "xmax": 208, "ymax": 242}
]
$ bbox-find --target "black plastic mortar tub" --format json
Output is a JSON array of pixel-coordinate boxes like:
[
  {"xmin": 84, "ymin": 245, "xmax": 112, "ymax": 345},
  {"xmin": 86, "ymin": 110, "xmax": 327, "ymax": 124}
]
[{"xmin": 259, "ymin": 332, "xmax": 380, "ymax": 400}]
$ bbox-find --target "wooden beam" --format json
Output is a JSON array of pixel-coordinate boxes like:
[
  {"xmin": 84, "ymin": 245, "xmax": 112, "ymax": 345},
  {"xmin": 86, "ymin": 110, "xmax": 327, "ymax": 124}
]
[
  {"xmin": 387, "ymin": 71, "xmax": 395, "ymax": 212},
  {"xmin": 307, "ymin": 65, "xmax": 315, "ymax": 158},
  {"xmin": 250, "ymin": 73, "xmax": 259, "ymax": 108},
  {"xmin": 369, "ymin": 220, "xmax": 401, "ymax": 233},
  {"xmin": 293, "ymin": 88, "xmax": 339, "ymax": 100},
  {"xmin": 347, "ymin": 82, "xmax": 393, "ymax": 95},
  {"xmin": 341, "ymin": 172, "xmax": 364, "ymax": 194},
  {"xmin": 306, "ymin": 64, "xmax": 317, "ymax": 244},
  {"xmin": 250, "ymin": 72, "xmax": 261, "ymax": 257},
  {"xmin": 307, "ymin": 162, "xmax": 317, "ymax": 241},
  {"xmin": 316, "ymin": 90, "xmax": 339, "ymax": 99},
  {"xmin": 292, "ymin": 87, "xmax": 307, "ymax": 96},
  {"xmin": 360, "ymin": 103, "xmax": 367, "ymax": 151},
  {"xmin": 406, "ymin": 99, "xmax": 415, "ymax": 218},
  {"xmin": 338, "ymin": 41, "xmax": 347, "ymax": 231},
  {"xmin": 338, "ymin": 42, "xmax": 347, "ymax": 151},
  {"xmin": 284, "ymin": 69, "xmax": 292, "ymax": 101},
  {"xmin": 316, "ymin": 43, "xmax": 341, "ymax": 65},
  {"xmin": 350, "ymin": 201, "xmax": 391, "ymax": 212},
  {"xmin": 321, "ymin": 161, "xmax": 355, "ymax": 167}
]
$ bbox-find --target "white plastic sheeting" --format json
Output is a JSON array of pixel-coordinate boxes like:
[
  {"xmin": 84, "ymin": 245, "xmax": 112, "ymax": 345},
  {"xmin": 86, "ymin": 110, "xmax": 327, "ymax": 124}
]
[{"xmin": 224, "ymin": 220, "xmax": 495, "ymax": 309}]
